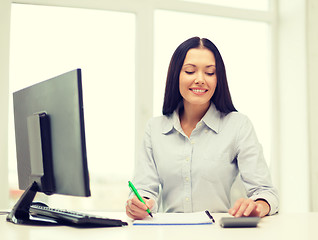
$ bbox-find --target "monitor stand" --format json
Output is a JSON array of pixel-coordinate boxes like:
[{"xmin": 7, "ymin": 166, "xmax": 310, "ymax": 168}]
[
  {"xmin": 7, "ymin": 113, "xmax": 57, "ymax": 225},
  {"xmin": 7, "ymin": 181, "xmax": 57, "ymax": 225}
]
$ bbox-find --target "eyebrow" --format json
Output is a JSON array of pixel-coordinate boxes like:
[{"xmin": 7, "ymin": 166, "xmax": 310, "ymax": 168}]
[{"xmin": 183, "ymin": 64, "xmax": 216, "ymax": 68}]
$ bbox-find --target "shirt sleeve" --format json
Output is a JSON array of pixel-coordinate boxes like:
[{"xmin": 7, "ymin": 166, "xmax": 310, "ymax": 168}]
[
  {"xmin": 130, "ymin": 118, "xmax": 161, "ymax": 213},
  {"xmin": 235, "ymin": 116, "xmax": 279, "ymax": 215}
]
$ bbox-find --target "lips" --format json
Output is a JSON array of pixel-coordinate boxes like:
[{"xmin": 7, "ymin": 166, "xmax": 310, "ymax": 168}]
[{"xmin": 190, "ymin": 88, "xmax": 208, "ymax": 95}]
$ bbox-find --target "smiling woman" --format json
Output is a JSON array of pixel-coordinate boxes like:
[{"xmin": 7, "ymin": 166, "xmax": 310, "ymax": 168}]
[
  {"xmin": 163, "ymin": 37, "xmax": 236, "ymax": 116},
  {"xmin": 153, "ymin": 9, "xmax": 272, "ymax": 170},
  {"xmin": 126, "ymin": 37, "xmax": 278, "ymax": 220}
]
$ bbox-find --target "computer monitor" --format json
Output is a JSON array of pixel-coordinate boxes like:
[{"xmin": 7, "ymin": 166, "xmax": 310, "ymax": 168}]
[{"xmin": 7, "ymin": 69, "xmax": 91, "ymax": 224}]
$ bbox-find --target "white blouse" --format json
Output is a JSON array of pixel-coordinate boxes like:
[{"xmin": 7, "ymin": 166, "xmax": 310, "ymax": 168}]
[{"xmin": 131, "ymin": 103, "xmax": 279, "ymax": 215}]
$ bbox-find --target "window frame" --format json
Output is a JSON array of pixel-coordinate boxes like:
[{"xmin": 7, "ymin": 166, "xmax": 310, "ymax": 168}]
[{"xmin": 3, "ymin": 0, "xmax": 279, "ymax": 208}]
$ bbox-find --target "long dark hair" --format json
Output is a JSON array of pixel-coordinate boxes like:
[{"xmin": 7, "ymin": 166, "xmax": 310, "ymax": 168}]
[{"xmin": 162, "ymin": 37, "xmax": 237, "ymax": 115}]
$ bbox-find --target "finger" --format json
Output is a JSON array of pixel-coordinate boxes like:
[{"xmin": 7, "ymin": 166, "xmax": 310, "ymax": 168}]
[
  {"xmin": 126, "ymin": 199, "xmax": 138, "ymax": 216},
  {"xmin": 251, "ymin": 203, "xmax": 262, "ymax": 217},
  {"xmin": 129, "ymin": 202, "xmax": 146, "ymax": 215},
  {"xmin": 126, "ymin": 204, "xmax": 135, "ymax": 219},
  {"xmin": 235, "ymin": 199, "xmax": 253, "ymax": 217},
  {"xmin": 126, "ymin": 200, "xmax": 134, "ymax": 218},
  {"xmin": 126, "ymin": 206, "xmax": 145, "ymax": 220},
  {"xmin": 243, "ymin": 201, "xmax": 257, "ymax": 216},
  {"xmin": 131, "ymin": 196, "xmax": 148, "ymax": 210},
  {"xmin": 126, "ymin": 199, "xmax": 143, "ymax": 215},
  {"xmin": 128, "ymin": 197, "xmax": 154, "ymax": 218},
  {"xmin": 229, "ymin": 198, "xmax": 244, "ymax": 216},
  {"xmin": 126, "ymin": 199, "xmax": 149, "ymax": 220},
  {"xmin": 256, "ymin": 203, "xmax": 262, "ymax": 213},
  {"xmin": 145, "ymin": 198, "xmax": 155, "ymax": 210}
]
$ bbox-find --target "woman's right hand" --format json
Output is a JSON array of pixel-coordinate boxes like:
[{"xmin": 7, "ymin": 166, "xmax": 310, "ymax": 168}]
[{"xmin": 126, "ymin": 196, "xmax": 155, "ymax": 220}]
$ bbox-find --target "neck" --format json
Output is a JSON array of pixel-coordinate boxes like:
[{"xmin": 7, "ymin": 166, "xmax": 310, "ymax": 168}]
[{"xmin": 180, "ymin": 101, "xmax": 210, "ymax": 126}]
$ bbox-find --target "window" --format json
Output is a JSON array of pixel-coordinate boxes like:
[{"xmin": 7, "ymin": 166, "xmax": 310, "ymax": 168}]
[
  {"xmin": 182, "ymin": 0, "xmax": 269, "ymax": 11},
  {"xmin": 9, "ymin": 4, "xmax": 135, "ymax": 210},
  {"xmin": 7, "ymin": 0, "xmax": 275, "ymax": 211}
]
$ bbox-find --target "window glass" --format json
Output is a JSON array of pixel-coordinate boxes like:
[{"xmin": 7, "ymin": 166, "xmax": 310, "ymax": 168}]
[
  {"xmin": 154, "ymin": 10, "xmax": 271, "ymax": 165},
  {"xmin": 182, "ymin": 0, "xmax": 269, "ymax": 11},
  {"xmin": 9, "ymin": 4, "xmax": 135, "ymax": 210}
]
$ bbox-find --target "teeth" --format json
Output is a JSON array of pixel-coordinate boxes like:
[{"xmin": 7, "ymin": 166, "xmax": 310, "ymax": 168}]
[{"xmin": 192, "ymin": 89, "xmax": 206, "ymax": 93}]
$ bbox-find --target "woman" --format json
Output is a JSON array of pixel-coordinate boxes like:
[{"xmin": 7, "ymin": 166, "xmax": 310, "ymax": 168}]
[{"xmin": 126, "ymin": 37, "xmax": 279, "ymax": 220}]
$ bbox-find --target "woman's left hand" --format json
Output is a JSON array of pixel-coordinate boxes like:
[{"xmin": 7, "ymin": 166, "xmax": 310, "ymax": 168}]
[{"xmin": 229, "ymin": 198, "xmax": 270, "ymax": 218}]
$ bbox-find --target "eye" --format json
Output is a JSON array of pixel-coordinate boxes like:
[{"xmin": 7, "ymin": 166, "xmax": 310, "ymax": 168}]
[
  {"xmin": 206, "ymin": 72, "xmax": 215, "ymax": 76},
  {"xmin": 185, "ymin": 71, "xmax": 195, "ymax": 75}
]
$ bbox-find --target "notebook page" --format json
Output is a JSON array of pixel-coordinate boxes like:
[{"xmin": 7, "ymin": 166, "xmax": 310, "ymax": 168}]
[{"xmin": 133, "ymin": 211, "xmax": 214, "ymax": 225}]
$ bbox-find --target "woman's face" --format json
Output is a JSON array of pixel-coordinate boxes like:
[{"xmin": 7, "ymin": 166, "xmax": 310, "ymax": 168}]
[{"xmin": 179, "ymin": 47, "xmax": 217, "ymax": 108}]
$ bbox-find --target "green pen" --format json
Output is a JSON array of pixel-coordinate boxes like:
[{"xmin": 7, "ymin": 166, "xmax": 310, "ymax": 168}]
[{"xmin": 128, "ymin": 181, "xmax": 153, "ymax": 218}]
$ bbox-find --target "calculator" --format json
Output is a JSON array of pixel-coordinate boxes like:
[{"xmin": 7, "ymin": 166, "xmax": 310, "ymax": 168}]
[{"xmin": 219, "ymin": 217, "xmax": 260, "ymax": 228}]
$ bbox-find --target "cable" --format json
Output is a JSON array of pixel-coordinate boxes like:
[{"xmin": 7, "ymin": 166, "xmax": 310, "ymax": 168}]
[{"xmin": 0, "ymin": 211, "xmax": 10, "ymax": 215}]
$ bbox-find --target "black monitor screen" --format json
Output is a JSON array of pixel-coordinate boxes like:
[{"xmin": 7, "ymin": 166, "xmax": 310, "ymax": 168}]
[{"xmin": 13, "ymin": 69, "xmax": 90, "ymax": 197}]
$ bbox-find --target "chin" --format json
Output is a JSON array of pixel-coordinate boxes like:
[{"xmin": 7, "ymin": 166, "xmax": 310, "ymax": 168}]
[{"xmin": 184, "ymin": 99, "xmax": 211, "ymax": 108}]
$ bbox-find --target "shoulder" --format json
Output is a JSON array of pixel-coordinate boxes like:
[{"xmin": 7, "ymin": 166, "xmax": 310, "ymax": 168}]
[
  {"xmin": 223, "ymin": 112, "xmax": 259, "ymax": 147},
  {"xmin": 145, "ymin": 115, "xmax": 172, "ymax": 133},
  {"xmin": 221, "ymin": 111, "xmax": 252, "ymax": 130},
  {"xmin": 146, "ymin": 114, "xmax": 170, "ymax": 126}
]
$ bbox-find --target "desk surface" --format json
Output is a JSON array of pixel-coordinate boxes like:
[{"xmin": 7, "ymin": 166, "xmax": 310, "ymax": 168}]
[{"xmin": 1, "ymin": 212, "xmax": 318, "ymax": 240}]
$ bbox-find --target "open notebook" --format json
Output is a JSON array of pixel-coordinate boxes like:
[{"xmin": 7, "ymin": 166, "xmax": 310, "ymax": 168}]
[{"xmin": 133, "ymin": 211, "xmax": 214, "ymax": 225}]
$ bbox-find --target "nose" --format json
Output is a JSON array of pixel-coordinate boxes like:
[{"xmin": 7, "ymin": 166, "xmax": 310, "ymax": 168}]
[{"xmin": 194, "ymin": 71, "xmax": 205, "ymax": 85}]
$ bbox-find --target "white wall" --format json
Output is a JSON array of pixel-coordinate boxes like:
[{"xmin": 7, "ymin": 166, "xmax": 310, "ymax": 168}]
[
  {"xmin": 278, "ymin": 0, "xmax": 309, "ymax": 212},
  {"xmin": 0, "ymin": 0, "xmax": 10, "ymax": 209},
  {"xmin": 307, "ymin": 0, "xmax": 318, "ymax": 212}
]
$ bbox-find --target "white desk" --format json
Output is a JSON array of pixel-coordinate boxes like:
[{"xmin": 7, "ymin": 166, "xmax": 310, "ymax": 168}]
[{"xmin": 1, "ymin": 212, "xmax": 318, "ymax": 240}]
